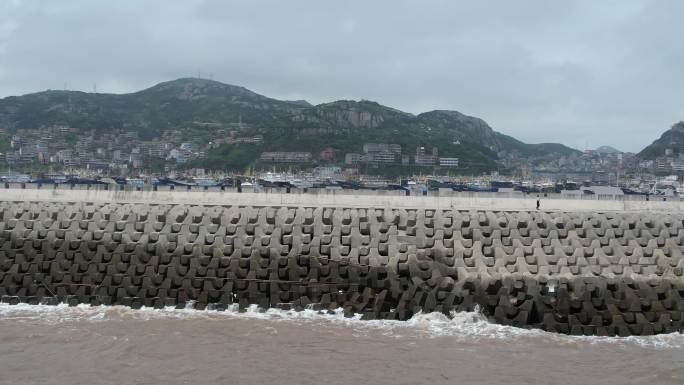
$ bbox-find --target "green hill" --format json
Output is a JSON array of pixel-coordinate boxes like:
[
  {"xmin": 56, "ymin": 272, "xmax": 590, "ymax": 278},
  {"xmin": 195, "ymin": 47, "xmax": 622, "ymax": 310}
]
[
  {"xmin": 0, "ymin": 78, "xmax": 580, "ymax": 172},
  {"xmin": 495, "ymin": 133, "xmax": 580, "ymax": 157},
  {"xmin": 638, "ymin": 122, "xmax": 684, "ymax": 159}
]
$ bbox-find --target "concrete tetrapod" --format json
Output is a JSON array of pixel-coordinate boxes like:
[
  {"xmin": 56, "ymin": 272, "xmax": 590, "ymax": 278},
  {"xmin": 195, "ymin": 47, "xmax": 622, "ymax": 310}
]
[{"xmin": 0, "ymin": 201, "xmax": 683, "ymax": 336}]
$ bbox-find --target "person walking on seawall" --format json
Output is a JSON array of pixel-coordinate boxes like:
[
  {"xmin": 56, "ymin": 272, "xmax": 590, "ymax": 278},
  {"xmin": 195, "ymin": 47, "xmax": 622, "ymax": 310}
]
[{"xmin": 536, "ymin": 195, "xmax": 540, "ymax": 210}]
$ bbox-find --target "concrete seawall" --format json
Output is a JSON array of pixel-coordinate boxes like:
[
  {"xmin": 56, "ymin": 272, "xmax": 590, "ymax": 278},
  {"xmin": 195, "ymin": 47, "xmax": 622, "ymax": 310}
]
[
  {"xmin": 1, "ymin": 191, "xmax": 683, "ymax": 336},
  {"xmin": 0, "ymin": 186, "xmax": 682, "ymax": 212}
]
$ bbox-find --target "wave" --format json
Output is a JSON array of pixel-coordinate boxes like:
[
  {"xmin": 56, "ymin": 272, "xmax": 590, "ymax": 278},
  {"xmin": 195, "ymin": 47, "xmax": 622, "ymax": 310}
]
[{"xmin": 1, "ymin": 302, "xmax": 682, "ymax": 349}]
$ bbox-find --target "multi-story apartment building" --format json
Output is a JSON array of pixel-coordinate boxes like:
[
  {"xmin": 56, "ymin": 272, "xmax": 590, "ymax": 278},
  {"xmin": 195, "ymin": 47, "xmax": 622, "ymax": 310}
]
[
  {"xmin": 259, "ymin": 152, "xmax": 312, "ymax": 163},
  {"xmin": 439, "ymin": 157, "xmax": 459, "ymax": 167}
]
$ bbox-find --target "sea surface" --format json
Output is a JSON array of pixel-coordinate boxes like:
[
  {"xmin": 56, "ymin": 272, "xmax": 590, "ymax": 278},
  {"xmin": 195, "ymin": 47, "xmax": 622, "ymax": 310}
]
[{"xmin": 0, "ymin": 303, "xmax": 683, "ymax": 385}]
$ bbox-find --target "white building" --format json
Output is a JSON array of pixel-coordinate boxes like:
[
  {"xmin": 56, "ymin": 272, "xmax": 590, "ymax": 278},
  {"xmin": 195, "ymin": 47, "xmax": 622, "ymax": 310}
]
[
  {"xmin": 415, "ymin": 154, "xmax": 436, "ymax": 166},
  {"xmin": 345, "ymin": 153, "xmax": 363, "ymax": 165},
  {"xmin": 439, "ymin": 157, "xmax": 459, "ymax": 167}
]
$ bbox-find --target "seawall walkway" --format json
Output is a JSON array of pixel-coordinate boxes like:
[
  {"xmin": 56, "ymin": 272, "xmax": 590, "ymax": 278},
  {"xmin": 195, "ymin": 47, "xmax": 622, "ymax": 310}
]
[{"xmin": 0, "ymin": 185, "xmax": 681, "ymax": 212}]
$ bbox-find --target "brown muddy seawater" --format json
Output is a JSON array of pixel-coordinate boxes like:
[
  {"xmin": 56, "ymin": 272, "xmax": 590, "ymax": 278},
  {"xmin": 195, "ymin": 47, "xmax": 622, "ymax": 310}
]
[{"xmin": 0, "ymin": 304, "xmax": 683, "ymax": 385}]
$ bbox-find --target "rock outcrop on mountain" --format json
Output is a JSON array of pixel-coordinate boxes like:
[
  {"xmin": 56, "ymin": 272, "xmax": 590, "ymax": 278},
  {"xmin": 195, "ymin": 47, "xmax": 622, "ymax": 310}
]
[
  {"xmin": 292, "ymin": 100, "xmax": 411, "ymax": 130},
  {"xmin": 417, "ymin": 110, "xmax": 502, "ymax": 151}
]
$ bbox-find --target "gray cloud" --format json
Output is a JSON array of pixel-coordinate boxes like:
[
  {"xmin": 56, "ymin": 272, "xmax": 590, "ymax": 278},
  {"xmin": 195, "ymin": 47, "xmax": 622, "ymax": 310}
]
[{"xmin": 1, "ymin": 0, "xmax": 682, "ymax": 152}]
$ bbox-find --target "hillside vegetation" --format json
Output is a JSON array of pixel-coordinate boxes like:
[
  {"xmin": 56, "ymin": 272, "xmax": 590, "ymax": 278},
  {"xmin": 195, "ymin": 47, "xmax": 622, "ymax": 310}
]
[
  {"xmin": 639, "ymin": 122, "xmax": 684, "ymax": 159},
  {"xmin": 0, "ymin": 78, "xmax": 581, "ymax": 172}
]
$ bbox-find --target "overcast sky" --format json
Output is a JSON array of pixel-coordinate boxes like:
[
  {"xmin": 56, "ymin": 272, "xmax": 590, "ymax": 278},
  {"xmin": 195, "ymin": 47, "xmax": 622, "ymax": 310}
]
[{"xmin": 1, "ymin": 0, "xmax": 682, "ymax": 152}]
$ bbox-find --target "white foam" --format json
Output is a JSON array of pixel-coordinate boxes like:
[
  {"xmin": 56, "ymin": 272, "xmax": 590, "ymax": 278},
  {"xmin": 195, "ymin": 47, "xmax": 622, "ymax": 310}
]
[{"xmin": 1, "ymin": 302, "xmax": 682, "ymax": 349}]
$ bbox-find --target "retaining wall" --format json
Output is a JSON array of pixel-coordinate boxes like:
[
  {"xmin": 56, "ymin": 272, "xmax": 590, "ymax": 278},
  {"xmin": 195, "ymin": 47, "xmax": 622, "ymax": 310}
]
[{"xmin": 1, "ymin": 199, "xmax": 683, "ymax": 336}]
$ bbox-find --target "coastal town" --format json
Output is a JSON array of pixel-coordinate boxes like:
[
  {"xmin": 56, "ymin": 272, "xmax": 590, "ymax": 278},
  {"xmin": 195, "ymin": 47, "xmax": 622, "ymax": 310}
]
[{"xmin": 0, "ymin": 124, "xmax": 682, "ymax": 196}]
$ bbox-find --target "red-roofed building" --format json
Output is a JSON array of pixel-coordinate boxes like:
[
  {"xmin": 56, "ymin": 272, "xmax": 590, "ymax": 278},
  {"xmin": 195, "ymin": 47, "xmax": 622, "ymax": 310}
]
[{"xmin": 319, "ymin": 147, "xmax": 336, "ymax": 162}]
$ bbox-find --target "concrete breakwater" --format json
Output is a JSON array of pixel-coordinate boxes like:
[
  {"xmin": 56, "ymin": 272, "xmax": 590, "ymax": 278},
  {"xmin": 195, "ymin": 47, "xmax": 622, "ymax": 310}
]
[{"xmin": 1, "ymin": 200, "xmax": 683, "ymax": 336}]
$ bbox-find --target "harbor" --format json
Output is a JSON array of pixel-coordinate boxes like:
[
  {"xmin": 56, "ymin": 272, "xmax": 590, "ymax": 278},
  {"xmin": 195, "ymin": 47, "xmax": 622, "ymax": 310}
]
[{"xmin": 2, "ymin": 169, "xmax": 683, "ymax": 199}]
